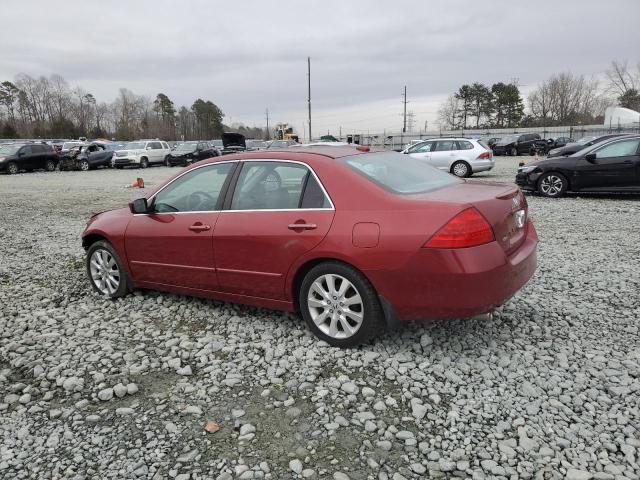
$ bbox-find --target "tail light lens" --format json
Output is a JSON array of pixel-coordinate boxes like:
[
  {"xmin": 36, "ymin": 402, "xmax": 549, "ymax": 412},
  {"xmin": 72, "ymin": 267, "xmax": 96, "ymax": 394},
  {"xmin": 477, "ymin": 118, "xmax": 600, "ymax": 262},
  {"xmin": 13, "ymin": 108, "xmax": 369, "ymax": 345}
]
[
  {"xmin": 477, "ymin": 151, "xmax": 490, "ymax": 159},
  {"xmin": 424, "ymin": 208, "xmax": 495, "ymax": 249}
]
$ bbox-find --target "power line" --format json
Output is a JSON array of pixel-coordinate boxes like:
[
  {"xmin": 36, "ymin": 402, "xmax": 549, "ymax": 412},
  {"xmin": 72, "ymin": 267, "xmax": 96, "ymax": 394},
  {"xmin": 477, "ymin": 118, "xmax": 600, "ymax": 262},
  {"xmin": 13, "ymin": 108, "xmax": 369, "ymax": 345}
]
[
  {"xmin": 402, "ymin": 86, "xmax": 408, "ymax": 133},
  {"xmin": 307, "ymin": 57, "xmax": 312, "ymax": 141}
]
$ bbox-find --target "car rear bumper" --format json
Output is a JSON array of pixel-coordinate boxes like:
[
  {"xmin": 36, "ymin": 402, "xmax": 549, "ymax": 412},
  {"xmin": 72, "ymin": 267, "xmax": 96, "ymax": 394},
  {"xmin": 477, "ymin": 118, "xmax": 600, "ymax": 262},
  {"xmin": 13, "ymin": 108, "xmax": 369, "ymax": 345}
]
[
  {"xmin": 470, "ymin": 159, "xmax": 495, "ymax": 172},
  {"xmin": 366, "ymin": 220, "xmax": 538, "ymax": 321}
]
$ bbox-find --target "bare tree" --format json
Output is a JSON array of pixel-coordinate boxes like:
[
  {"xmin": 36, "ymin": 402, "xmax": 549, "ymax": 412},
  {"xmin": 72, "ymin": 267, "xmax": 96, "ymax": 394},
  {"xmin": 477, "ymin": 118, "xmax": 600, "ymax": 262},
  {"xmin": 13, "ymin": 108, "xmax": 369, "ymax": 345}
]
[
  {"xmin": 437, "ymin": 95, "xmax": 461, "ymax": 130},
  {"xmin": 606, "ymin": 60, "xmax": 639, "ymax": 97}
]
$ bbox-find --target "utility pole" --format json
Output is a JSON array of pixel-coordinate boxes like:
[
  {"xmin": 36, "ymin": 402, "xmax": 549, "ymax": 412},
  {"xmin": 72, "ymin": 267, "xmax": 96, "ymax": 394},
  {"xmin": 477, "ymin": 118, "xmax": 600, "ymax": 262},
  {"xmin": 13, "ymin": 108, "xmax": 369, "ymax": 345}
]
[
  {"xmin": 265, "ymin": 108, "xmax": 270, "ymax": 140},
  {"xmin": 307, "ymin": 57, "xmax": 312, "ymax": 142},
  {"xmin": 402, "ymin": 86, "xmax": 407, "ymax": 133}
]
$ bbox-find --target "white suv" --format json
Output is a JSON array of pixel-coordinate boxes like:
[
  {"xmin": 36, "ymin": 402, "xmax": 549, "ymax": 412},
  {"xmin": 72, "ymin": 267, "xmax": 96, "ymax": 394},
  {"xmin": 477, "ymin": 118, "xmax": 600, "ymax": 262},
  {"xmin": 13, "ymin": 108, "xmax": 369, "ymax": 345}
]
[
  {"xmin": 402, "ymin": 138, "xmax": 494, "ymax": 178},
  {"xmin": 112, "ymin": 140, "xmax": 171, "ymax": 168}
]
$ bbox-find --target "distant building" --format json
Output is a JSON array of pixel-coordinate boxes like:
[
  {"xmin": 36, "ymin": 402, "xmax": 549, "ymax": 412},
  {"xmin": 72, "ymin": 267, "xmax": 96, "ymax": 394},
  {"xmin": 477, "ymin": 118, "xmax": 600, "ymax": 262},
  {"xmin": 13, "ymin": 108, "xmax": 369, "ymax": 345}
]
[{"xmin": 604, "ymin": 106, "xmax": 640, "ymax": 127}]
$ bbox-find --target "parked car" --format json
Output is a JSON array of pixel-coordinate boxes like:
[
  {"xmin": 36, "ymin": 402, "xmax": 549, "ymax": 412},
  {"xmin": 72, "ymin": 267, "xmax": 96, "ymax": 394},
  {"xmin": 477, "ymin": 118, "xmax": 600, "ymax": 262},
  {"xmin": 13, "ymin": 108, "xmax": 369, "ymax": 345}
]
[
  {"xmin": 0, "ymin": 143, "xmax": 58, "ymax": 174},
  {"xmin": 166, "ymin": 141, "xmax": 219, "ymax": 166},
  {"xmin": 516, "ymin": 135, "xmax": 640, "ymax": 197},
  {"xmin": 112, "ymin": 140, "xmax": 171, "ymax": 168},
  {"xmin": 402, "ymin": 138, "xmax": 494, "ymax": 177},
  {"xmin": 485, "ymin": 137, "xmax": 501, "ymax": 150},
  {"xmin": 246, "ymin": 140, "xmax": 267, "ymax": 151},
  {"xmin": 59, "ymin": 143, "xmax": 114, "ymax": 171},
  {"xmin": 210, "ymin": 140, "xmax": 223, "ymax": 153},
  {"xmin": 60, "ymin": 141, "xmax": 84, "ymax": 155},
  {"xmin": 220, "ymin": 133, "xmax": 247, "ymax": 155},
  {"xmin": 546, "ymin": 134, "xmax": 629, "ymax": 158},
  {"xmin": 493, "ymin": 134, "xmax": 546, "ymax": 156},
  {"xmin": 81, "ymin": 148, "xmax": 537, "ymax": 347},
  {"xmin": 546, "ymin": 137, "xmax": 574, "ymax": 150},
  {"xmin": 265, "ymin": 139, "xmax": 299, "ymax": 149}
]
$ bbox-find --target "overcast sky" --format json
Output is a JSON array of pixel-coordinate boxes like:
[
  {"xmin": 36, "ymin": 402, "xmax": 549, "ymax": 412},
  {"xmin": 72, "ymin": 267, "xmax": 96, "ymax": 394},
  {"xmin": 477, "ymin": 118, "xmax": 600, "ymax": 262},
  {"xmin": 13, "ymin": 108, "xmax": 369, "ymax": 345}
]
[{"xmin": 1, "ymin": 0, "xmax": 639, "ymax": 138}]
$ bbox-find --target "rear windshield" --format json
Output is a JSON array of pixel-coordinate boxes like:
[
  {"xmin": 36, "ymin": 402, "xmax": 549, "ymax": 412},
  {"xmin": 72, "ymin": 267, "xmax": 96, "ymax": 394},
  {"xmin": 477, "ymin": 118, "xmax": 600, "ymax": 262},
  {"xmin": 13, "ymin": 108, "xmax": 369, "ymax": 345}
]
[{"xmin": 340, "ymin": 151, "xmax": 461, "ymax": 194}]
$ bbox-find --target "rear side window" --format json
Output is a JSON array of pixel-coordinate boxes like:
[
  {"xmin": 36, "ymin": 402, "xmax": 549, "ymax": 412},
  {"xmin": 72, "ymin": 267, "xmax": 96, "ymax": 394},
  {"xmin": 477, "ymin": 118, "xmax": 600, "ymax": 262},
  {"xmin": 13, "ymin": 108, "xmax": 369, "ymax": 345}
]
[
  {"xmin": 456, "ymin": 140, "xmax": 474, "ymax": 150},
  {"xmin": 435, "ymin": 140, "xmax": 455, "ymax": 151},
  {"xmin": 341, "ymin": 151, "xmax": 461, "ymax": 194},
  {"xmin": 162, "ymin": 142, "xmax": 169, "ymax": 149},
  {"xmin": 20, "ymin": 146, "xmax": 32, "ymax": 155},
  {"xmin": 300, "ymin": 174, "xmax": 331, "ymax": 208}
]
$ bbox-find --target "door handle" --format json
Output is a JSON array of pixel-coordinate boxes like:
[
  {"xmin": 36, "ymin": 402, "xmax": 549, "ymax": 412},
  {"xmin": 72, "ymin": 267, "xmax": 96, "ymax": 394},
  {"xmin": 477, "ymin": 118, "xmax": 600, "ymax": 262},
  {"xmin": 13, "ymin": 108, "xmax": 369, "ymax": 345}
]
[
  {"xmin": 189, "ymin": 223, "xmax": 211, "ymax": 232},
  {"xmin": 288, "ymin": 223, "xmax": 317, "ymax": 230},
  {"xmin": 623, "ymin": 160, "xmax": 632, "ymax": 164}
]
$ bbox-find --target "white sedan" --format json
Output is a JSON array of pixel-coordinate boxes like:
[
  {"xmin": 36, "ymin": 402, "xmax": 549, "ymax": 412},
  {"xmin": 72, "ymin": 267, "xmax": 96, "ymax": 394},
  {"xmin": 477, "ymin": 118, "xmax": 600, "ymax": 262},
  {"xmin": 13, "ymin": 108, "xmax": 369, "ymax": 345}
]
[{"xmin": 402, "ymin": 138, "xmax": 494, "ymax": 177}]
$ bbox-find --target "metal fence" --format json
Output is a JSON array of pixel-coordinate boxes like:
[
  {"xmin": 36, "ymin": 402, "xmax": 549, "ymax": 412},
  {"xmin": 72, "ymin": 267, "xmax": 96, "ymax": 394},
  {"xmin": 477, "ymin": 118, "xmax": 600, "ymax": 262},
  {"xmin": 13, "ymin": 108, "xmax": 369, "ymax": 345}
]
[{"xmin": 351, "ymin": 124, "xmax": 640, "ymax": 150}]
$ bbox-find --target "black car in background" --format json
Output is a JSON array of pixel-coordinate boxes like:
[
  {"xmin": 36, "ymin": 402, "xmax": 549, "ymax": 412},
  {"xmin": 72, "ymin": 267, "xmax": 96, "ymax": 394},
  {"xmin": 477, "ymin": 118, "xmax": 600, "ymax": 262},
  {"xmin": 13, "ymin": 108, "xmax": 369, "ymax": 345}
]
[
  {"xmin": 486, "ymin": 137, "xmax": 501, "ymax": 150},
  {"xmin": 0, "ymin": 143, "xmax": 58, "ymax": 174},
  {"xmin": 546, "ymin": 137, "xmax": 574, "ymax": 149},
  {"xmin": 516, "ymin": 135, "xmax": 640, "ymax": 197},
  {"xmin": 220, "ymin": 132, "xmax": 246, "ymax": 155},
  {"xmin": 493, "ymin": 133, "xmax": 547, "ymax": 156},
  {"xmin": 546, "ymin": 134, "xmax": 629, "ymax": 158},
  {"xmin": 166, "ymin": 141, "xmax": 219, "ymax": 166}
]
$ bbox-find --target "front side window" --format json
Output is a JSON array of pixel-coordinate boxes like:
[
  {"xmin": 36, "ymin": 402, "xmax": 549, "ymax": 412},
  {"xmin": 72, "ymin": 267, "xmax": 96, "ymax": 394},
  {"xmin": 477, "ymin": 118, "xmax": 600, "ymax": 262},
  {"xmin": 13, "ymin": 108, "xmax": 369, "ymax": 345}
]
[
  {"xmin": 231, "ymin": 161, "xmax": 310, "ymax": 210},
  {"xmin": 408, "ymin": 141, "xmax": 433, "ymax": 153},
  {"xmin": 152, "ymin": 163, "xmax": 233, "ymax": 213},
  {"xmin": 20, "ymin": 146, "xmax": 32, "ymax": 155},
  {"xmin": 595, "ymin": 139, "xmax": 640, "ymax": 159}
]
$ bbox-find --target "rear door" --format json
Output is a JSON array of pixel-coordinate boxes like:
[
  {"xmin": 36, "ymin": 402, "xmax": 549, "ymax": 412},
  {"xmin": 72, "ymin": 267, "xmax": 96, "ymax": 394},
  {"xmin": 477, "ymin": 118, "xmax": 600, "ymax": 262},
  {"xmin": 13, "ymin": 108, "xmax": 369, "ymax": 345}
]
[
  {"xmin": 213, "ymin": 160, "xmax": 334, "ymax": 300},
  {"xmin": 572, "ymin": 138, "xmax": 640, "ymax": 190},
  {"xmin": 430, "ymin": 140, "xmax": 456, "ymax": 170},
  {"xmin": 125, "ymin": 161, "xmax": 236, "ymax": 290},
  {"xmin": 149, "ymin": 142, "xmax": 164, "ymax": 163}
]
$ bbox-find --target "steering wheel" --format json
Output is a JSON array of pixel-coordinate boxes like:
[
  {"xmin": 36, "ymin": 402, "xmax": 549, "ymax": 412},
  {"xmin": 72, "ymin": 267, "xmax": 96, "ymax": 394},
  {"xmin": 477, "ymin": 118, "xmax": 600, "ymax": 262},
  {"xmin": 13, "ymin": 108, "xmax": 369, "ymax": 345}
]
[{"xmin": 187, "ymin": 191, "xmax": 216, "ymax": 211}]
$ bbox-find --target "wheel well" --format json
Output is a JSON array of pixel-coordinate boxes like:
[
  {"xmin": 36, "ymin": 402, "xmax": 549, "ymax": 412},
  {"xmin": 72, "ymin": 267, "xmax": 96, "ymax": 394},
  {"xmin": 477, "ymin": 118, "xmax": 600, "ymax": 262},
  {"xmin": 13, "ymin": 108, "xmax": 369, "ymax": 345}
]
[
  {"xmin": 291, "ymin": 258, "xmax": 362, "ymax": 312},
  {"xmin": 82, "ymin": 234, "xmax": 107, "ymax": 251}
]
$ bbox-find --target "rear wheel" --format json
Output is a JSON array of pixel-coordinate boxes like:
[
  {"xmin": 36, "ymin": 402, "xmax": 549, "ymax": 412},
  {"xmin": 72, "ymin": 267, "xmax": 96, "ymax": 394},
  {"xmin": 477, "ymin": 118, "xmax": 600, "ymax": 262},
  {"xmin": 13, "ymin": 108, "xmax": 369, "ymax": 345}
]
[
  {"xmin": 164, "ymin": 156, "xmax": 170, "ymax": 167},
  {"xmin": 6, "ymin": 162, "xmax": 18, "ymax": 175},
  {"xmin": 451, "ymin": 160, "xmax": 471, "ymax": 178},
  {"xmin": 86, "ymin": 240, "xmax": 130, "ymax": 298},
  {"xmin": 45, "ymin": 159, "xmax": 57, "ymax": 172},
  {"xmin": 140, "ymin": 157, "xmax": 149, "ymax": 169},
  {"xmin": 538, "ymin": 172, "xmax": 567, "ymax": 198},
  {"xmin": 510, "ymin": 147, "xmax": 518, "ymax": 156},
  {"xmin": 299, "ymin": 262, "xmax": 384, "ymax": 348}
]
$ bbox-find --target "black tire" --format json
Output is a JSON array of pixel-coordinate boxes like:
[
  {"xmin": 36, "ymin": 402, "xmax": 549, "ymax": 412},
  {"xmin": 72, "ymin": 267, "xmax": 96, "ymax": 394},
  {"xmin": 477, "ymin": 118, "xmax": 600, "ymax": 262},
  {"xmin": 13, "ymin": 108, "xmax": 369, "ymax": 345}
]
[
  {"xmin": 6, "ymin": 162, "xmax": 18, "ymax": 175},
  {"xmin": 164, "ymin": 156, "xmax": 170, "ymax": 167},
  {"xmin": 299, "ymin": 261, "xmax": 385, "ymax": 348},
  {"xmin": 510, "ymin": 147, "xmax": 518, "ymax": 156},
  {"xmin": 537, "ymin": 172, "xmax": 567, "ymax": 198},
  {"xmin": 450, "ymin": 160, "xmax": 471, "ymax": 178},
  {"xmin": 45, "ymin": 159, "xmax": 57, "ymax": 172},
  {"xmin": 86, "ymin": 240, "xmax": 131, "ymax": 298},
  {"xmin": 79, "ymin": 160, "xmax": 90, "ymax": 171},
  {"xmin": 140, "ymin": 157, "xmax": 149, "ymax": 169}
]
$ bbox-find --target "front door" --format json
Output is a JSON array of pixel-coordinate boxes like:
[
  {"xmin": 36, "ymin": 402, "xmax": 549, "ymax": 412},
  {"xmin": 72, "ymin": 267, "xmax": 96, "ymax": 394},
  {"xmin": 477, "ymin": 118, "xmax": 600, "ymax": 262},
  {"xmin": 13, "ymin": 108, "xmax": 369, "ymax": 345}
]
[
  {"xmin": 213, "ymin": 160, "xmax": 334, "ymax": 300},
  {"xmin": 573, "ymin": 138, "xmax": 640, "ymax": 190},
  {"xmin": 431, "ymin": 139, "xmax": 456, "ymax": 170},
  {"xmin": 125, "ymin": 161, "xmax": 236, "ymax": 290}
]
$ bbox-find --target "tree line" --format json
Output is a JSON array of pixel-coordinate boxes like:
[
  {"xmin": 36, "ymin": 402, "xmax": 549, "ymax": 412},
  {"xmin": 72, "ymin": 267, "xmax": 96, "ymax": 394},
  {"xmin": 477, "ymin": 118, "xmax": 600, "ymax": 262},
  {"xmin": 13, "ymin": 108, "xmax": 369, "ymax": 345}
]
[
  {"xmin": 0, "ymin": 73, "xmax": 266, "ymax": 140},
  {"xmin": 438, "ymin": 59, "xmax": 640, "ymax": 130}
]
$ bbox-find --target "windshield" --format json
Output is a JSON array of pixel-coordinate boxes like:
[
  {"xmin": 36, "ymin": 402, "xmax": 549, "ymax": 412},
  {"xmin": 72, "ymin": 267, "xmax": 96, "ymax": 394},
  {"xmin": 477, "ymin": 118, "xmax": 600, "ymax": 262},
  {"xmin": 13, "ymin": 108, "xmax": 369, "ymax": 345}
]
[
  {"xmin": 0, "ymin": 144, "xmax": 22, "ymax": 155},
  {"xmin": 576, "ymin": 136, "xmax": 596, "ymax": 144},
  {"xmin": 175, "ymin": 142, "xmax": 198, "ymax": 151},
  {"xmin": 498, "ymin": 135, "xmax": 519, "ymax": 144},
  {"xmin": 340, "ymin": 151, "xmax": 461, "ymax": 194},
  {"xmin": 125, "ymin": 142, "xmax": 145, "ymax": 150}
]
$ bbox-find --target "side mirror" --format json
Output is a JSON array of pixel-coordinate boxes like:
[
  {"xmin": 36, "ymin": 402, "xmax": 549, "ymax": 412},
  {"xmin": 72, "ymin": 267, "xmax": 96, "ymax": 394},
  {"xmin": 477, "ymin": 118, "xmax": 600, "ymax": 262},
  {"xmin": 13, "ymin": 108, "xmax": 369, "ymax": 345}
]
[
  {"xmin": 129, "ymin": 197, "xmax": 149, "ymax": 214},
  {"xmin": 585, "ymin": 152, "xmax": 596, "ymax": 163}
]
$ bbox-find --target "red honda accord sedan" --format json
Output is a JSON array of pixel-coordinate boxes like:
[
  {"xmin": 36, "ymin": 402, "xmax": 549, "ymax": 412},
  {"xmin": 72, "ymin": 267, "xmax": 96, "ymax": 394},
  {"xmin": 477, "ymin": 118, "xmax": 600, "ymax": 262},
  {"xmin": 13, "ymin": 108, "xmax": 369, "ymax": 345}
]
[{"xmin": 82, "ymin": 147, "xmax": 538, "ymax": 347}]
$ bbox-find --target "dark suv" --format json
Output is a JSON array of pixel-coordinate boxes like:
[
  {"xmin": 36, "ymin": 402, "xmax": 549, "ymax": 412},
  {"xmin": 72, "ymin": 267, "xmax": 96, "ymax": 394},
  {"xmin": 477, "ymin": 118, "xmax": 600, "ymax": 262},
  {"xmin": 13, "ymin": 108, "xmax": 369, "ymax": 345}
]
[
  {"xmin": 493, "ymin": 133, "xmax": 546, "ymax": 156},
  {"xmin": 0, "ymin": 143, "xmax": 59, "ymax": 174},
  {"xmin": 166, "ymin": 141, "xmax": 219, "ymax": 166}
]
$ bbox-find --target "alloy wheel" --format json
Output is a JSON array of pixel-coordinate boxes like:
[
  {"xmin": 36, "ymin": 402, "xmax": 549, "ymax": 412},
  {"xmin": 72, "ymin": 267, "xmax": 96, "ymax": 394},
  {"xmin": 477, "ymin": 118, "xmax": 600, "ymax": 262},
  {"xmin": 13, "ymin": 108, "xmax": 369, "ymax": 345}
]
[
  {"xmin": 452, "ymin": 162, "xmax": 469, "ymax": 177},
  {"xmin": 80, "ymin": 161, "xmax": 89, "ymax": 171},
  {"xmin": 540, "ymin": 175, "xmax": 563, "ymax": 196},
  {"xmin": 7, "ymin": 162, "xmax": 18, "ymax": 174},
  {"xmin": 89, "ymin": 249, "xmax": 121, "ymax": 295},
  {"xmin": 307, "ymin": 274, "xmax": 364, "ymax": 339},
  {"xmin": 46, "ymin": 160, "xmax": 56, "ymax": 172}
]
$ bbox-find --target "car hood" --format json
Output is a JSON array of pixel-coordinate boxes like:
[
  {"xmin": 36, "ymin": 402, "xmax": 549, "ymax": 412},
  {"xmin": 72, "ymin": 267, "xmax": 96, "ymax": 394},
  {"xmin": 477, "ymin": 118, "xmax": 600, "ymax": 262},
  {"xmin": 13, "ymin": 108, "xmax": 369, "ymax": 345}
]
[{"xmin": 222, "ymin": 133, "xmax": 246, "ymax": 149}]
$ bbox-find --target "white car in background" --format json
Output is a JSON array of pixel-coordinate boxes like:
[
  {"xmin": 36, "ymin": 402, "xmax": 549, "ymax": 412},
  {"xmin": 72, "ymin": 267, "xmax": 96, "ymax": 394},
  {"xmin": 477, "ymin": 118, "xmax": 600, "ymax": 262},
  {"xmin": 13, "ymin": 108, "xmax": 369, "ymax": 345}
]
[
  {"xmin": 112, "ymin": 140, "xmax": 171, "ymax": 168},
  {"xmin": 402, "ymin": 138, "xmax": 494, "ymax": 177}
]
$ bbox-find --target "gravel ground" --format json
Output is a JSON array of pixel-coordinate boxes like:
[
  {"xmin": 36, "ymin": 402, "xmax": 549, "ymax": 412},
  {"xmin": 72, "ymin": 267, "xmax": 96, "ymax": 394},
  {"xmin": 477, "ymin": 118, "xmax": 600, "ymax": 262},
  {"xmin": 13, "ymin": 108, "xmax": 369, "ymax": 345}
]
[{"xmin": 0, "ymin": 157, "xmax": 638, "ymax": 480}]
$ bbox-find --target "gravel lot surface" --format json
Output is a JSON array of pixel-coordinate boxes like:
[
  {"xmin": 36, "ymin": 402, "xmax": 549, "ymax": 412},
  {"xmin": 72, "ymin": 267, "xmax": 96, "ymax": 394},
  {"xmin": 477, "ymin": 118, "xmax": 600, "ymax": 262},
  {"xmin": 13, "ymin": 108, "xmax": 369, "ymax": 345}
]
[{"xmin": 0, "ymin": 157, "xmax": 639, "ymax": 480}]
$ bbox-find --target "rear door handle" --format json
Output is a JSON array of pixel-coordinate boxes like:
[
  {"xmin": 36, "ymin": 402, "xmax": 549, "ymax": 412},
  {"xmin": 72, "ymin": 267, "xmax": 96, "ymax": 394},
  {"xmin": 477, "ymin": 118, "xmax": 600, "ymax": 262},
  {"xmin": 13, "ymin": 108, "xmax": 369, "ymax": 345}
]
[
  {"xmin": 288, "ymin": 223, "xmax": 317, "ymax": 230},
  {"xmin": 189, "ymin": 223, "xmax": 211, "ymax": 232}
]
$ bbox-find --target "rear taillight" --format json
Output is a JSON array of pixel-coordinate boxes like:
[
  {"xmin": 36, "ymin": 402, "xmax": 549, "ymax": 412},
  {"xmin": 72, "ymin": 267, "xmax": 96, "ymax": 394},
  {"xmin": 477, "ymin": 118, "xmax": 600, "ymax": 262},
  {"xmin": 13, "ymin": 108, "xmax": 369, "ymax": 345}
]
[
  {"xmin": 424, "ymin": 208, "xmax": 495, "ymax": 249},
  {"xmin": 477, "ymin": 151, "xmax": 490, "ymax": 159}
]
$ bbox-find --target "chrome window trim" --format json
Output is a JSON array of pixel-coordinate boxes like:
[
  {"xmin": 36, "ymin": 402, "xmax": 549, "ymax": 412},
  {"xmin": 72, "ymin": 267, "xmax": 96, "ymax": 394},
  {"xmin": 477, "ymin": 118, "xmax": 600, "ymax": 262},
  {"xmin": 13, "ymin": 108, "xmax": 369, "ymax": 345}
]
[{"xmin": 139, "ymin": 158, "xmax": 334, "ymax": 215}]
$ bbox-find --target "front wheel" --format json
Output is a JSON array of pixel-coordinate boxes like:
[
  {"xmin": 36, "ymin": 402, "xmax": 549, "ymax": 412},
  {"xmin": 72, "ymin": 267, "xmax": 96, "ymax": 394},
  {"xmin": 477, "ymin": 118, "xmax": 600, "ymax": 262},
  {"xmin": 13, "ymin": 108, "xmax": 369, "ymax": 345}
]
[
  {"xmin": 451, "ymin": 161, "xmax": 471, "ymax": 178},
  {"xmin": 79, "ymin": 160, "xmax": 90, "ymax": 171},
  {"xmin": 6, "ymin": 162, "xmax": 19, "ymax": 175},
  {"xmin": 299, "ymin": 262, "xmax": 384, "ymax": 348},
  {"xmin": 164, "ymin": 156, "xmax": 170, "ymax": 167},
  {"xmin": 538, "ymin": 172, "xmax": 567, "ymax": 198},
  {"xmin": 86, "ymin": 240, "xmax": 131, "ymax": 298},
  {"xmin": 140, "ymin": 157, "xmax": 149, "ymax": 169},
  {"xmin": 510, "ymin": 147, "xmax": 518, "ymax": 156}
]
